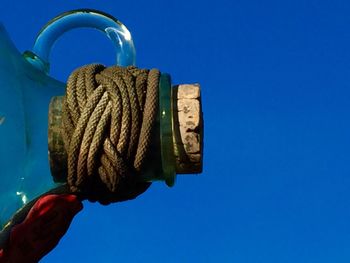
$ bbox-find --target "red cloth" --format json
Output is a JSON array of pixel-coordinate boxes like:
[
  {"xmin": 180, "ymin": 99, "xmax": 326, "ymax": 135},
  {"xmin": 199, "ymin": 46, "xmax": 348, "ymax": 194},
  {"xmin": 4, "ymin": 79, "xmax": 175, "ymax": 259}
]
[{"xmin": 0, "ymin": 194, "xmax": 82, "ymax": 263}]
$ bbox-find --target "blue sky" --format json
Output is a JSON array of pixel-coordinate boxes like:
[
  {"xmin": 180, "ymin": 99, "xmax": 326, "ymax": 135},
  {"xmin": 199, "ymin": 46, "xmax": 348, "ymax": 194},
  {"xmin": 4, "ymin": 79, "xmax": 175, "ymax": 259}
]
[{"xmin": 2, "ymin": 0, "xmax": 350, "ymax": 262}]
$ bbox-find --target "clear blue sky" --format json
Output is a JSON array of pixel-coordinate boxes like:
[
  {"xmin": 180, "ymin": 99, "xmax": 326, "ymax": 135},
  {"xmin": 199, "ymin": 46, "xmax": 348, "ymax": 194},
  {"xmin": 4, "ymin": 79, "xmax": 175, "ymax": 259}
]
[{"xmin": 2, "ymin": 0, "xmax": 350, "ymax": 262}]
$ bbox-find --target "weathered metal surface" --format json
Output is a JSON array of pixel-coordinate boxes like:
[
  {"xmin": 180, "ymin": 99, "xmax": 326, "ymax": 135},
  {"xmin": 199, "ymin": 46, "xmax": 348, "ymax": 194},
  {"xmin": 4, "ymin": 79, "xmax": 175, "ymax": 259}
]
[
  {"xmin": 48, "ymin": 96, "xmax": 67, "ymax": 182},
  {"xmin": 173, "ymin": 84, "xmax": 203, "ymax": 174}
]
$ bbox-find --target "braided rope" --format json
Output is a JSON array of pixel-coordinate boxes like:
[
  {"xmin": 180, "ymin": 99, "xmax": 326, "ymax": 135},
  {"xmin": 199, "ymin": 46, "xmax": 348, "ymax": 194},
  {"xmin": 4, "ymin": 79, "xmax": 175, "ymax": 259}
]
[{"xmin": 62, "ymin": 65, "xmax": 160, "ymax": 204}]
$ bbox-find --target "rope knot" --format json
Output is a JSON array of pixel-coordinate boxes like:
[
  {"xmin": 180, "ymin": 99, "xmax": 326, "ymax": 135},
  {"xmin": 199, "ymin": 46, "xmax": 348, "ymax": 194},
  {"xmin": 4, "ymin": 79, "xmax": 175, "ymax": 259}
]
[{"xmin": 61, "ymin": 64, "xmax": 160, "ymax": 204}]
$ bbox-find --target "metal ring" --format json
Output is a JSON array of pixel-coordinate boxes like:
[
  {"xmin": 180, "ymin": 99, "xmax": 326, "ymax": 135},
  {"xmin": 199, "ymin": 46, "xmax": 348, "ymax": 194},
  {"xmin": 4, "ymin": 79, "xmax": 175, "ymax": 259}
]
[
  {"xmin": 25, "ymin": 9, "xmax": 136, "ymax": 73},
  {"xmin": 159, "ymin": 74, "xmax": 176, "ymax": 186}
]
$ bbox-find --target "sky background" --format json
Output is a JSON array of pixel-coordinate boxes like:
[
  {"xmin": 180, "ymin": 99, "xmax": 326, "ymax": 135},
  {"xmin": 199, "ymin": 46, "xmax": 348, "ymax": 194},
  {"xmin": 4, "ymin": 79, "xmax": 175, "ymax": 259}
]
[{"xmin": 2, "ymin": 0, "xmax": 350, "ymax": 262}]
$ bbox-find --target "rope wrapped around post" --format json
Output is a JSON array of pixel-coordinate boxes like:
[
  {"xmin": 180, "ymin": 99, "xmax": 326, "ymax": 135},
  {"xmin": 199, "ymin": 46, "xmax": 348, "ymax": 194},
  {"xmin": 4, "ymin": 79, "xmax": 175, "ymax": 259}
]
[{"xmin": 61, "ymin": 64, "xmax": 160, "ymax": 204}]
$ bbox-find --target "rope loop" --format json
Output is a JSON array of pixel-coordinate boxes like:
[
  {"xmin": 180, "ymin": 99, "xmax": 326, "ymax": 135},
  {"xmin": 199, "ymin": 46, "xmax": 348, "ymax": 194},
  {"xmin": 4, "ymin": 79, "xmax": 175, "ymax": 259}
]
[{"xmin": 62, "ymin": 64, "xmax": 160, "ymax": 204}]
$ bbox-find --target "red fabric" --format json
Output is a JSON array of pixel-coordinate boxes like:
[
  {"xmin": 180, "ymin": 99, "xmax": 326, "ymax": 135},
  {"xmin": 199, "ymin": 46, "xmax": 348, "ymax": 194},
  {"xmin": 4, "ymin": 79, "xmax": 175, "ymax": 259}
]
[{"xmin": 0, "ymin": 194, "xmax": 82, "ymax": 263}]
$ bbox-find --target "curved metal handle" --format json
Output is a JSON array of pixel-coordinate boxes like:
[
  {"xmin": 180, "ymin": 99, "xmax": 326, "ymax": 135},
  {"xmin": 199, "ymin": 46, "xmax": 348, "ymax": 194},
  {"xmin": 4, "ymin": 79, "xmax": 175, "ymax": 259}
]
[{"xmin": 25, "ymin": 9, "xmax": 136, "ymax": 73}]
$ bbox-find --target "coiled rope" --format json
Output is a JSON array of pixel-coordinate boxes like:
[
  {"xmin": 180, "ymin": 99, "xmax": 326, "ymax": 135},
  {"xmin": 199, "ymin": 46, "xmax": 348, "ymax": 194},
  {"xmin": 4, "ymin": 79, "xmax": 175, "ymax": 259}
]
[{"xmin": 62, "ymin": 64, "xmax": 160, "ymax": 204}]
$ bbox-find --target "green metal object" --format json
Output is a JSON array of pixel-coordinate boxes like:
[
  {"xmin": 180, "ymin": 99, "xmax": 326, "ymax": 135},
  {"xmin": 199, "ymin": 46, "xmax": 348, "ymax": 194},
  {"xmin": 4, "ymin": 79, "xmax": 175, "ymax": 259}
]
[
  {"xmin": 159, "ymin": 74, "xmax": 176, "ymax": 186},
  {"xmin": 0, "ymin": 9, "xmax": 203, "ymax": 228}
]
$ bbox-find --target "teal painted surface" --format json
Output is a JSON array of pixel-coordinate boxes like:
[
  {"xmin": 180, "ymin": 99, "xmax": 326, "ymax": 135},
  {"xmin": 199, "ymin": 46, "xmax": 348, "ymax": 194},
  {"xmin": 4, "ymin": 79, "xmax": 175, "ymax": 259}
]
[{"xmin": 0, "ymin": 25, "xmax": 62, "ymax": 225}]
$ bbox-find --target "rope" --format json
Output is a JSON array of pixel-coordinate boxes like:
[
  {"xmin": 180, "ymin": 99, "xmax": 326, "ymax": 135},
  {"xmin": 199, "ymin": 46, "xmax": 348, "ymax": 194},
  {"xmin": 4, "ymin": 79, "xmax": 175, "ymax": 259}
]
[{"xmin": 61, "ymin": 64, "xmax": 160, "ymax": 204}]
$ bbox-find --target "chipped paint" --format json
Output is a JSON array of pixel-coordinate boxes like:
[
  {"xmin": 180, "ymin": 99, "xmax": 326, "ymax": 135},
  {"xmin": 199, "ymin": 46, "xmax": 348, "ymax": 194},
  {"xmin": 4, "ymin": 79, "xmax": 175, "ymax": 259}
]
[{"xmin": 0, "ymin": 116, "xmax": 4, "ymax": 125}]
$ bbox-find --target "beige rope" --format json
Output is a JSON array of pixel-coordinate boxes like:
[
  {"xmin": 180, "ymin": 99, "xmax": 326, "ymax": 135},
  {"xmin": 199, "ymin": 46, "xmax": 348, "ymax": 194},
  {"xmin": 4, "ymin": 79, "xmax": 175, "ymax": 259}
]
[{"xmin": 61, "ymin": 64, "xmax": 160, "ymax": 204}]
